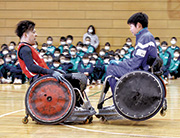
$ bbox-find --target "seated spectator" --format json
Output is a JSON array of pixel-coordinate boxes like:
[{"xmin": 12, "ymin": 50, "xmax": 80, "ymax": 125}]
[
  {"xmin": 168, "ymin": 50, "xmax": 180, "ymax": 79},
  {"xmin": 83, "ymin": 25, "xmax": 99, "ymax": 49},
  {"xmin": 53, "ymin": 48, "xmax": 61, "ymax": 58},
  {"xmin": 46, "ymin": 36, "xmax": 56, "ymax": 54},
  {"xmin": 76, "ymin": 41, "xmax": 84, "ymax": 58},
  {"xmin": 122, "ymin": 44, "xmax": 131, "ymax": 59},
  {"xmin": 167, "ymin": 37, "xmax": 179, "ymax": 59},
  {"xmin": 1, "ymin": 48, "xmax": 10, "ymax": 58},
  {"xmin": 114, "ymin": 53, "xmax": 121, "ymax": 61},
  {"xmin": 66, "ymin": 35, "xmax": 74, "ymax": 49},
  {"xmin": 69, "ymin": 46, "xmax": 81, "ymax": 73},
  {"xmin": 159, "ymin": 41, "xmax": 171, "ymax": 79},
  {"xmin": 63, "ymin": 44, "xmax": 69, "ymax": 51},
  {"xmin": 11, "ymin": 60, "xmax": 26, "ymax": 84},
  {"xmin": 90, "ymin": 57, "xmax": 105, "ymax": 84},
  {"xmin": 1, "ymin": 54, "xmax": 14, "ymax": 83},
  {"xmin": 59, "ymin": 54, "xmax": 73, "ymax": 73},
  {"xmin": 62, "ymin": 49, "xmax": 70, "ymax": 56},
  {"xmin": 84, "ymin": 36, "xmax": 95, "ymax": 53},
  {"xmin": 92, "ymin": 52, "xmax": 99, "ymax": 61},
  {"xmin": 104, "ymin": 42, "xmax": 111, "ymax": 55},
  {"xmin": 39, "ymin": 49, "xmax": 46, "ymax": 57},
  {"xmin": 47, "ymin": 54, "xmax": 54, "ymax": 69},
  {"xmin": 42, "ymin": 54, "xmax": 49, "ymax": 65},
  {"xmin": 108, "ymin": 50, "xmax": 115, "ymax": 58},
  {"xmin": 155, "ymin": 37, "xmax": 162, "ymax": 53},
  {"xmin": 40, "ymin": 43, "xmax": 52, "ymax": 56},
  {"xmin": 11, "ymin": 51, "xmax": 17, "ymax": 65},
  {"xmin": 1, "ymin": 44, "xmax": 8, "ymax": 51},
  {"xmin": 78, "ymin": 54, "xmax": 93, "ymax": 85},
  {"xmin": 115, "ymin": 49, "xmax": 121, "ymax": 55},
  {"xmin": 51, "ymin": 57, "xmax": 61, "ymax": 70},
  {"xmin": 119, "ymin": 48, "xmax": 127, "ymax": 61},
  {"xmin": 101, "ymin": 55, "xmax": 110, "ymax": 82},
  {"xmin": 125, "ymin": 37, "xmax": 135, "ymax": 54},
  {"xmin": 8, "ymin": 41, "xmax": 17, "ymax": 54},
  {"xmin": 0, "ymin": 56, "xmax": 10, "ymax": 83},
  {"xmin": 58, "ymin": 36, "xmax": 66, "ymax": 53}
]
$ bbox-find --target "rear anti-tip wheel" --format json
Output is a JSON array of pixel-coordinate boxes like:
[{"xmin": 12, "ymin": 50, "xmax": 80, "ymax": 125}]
[
  {"xmin": 22, "ymin": 117, "xmax": 29, "ymax": 124},
  {"xmin": 160, "ymin": 109, "xmax": 166, "ymax": 116}
]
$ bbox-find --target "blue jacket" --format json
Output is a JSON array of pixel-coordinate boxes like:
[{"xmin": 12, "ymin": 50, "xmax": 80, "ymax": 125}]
[{"xmin": 116, "ymin": 28, "xmax": 157, "ymax": 71}]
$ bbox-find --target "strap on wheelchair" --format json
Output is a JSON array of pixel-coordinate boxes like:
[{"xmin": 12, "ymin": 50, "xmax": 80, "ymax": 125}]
[{"xmin": 147, "ymin": 56, "xmax": 163, "ymax": 76}]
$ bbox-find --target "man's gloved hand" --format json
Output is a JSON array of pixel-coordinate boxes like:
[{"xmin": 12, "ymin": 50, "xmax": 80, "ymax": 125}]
[
  {"xmin": 109, "ymin": 60, "xmax": 120, "ymax": 65},
  {"xmin": 52, "ymin": 71, "xmax": 64, "ymax": 82}
]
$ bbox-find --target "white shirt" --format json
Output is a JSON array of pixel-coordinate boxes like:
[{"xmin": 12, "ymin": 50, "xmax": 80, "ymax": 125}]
[{"xmin": 83, "ymin": 32, "xmax": 99, "ymax": 49}]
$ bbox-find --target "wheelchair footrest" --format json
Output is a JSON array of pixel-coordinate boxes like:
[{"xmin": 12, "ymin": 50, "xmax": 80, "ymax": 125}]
[
  {"xmin": 96, "ymin": 105, "xmax": 124, "ymax": 121},
  {"xmin": 64, "ymin": 106, "xmax": 96, "ymax": 124}
]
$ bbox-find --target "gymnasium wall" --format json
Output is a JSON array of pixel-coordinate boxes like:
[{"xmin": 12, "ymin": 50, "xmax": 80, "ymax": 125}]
[{"xmin": 0, "ymin": 0, "xmax": 180, "ymax": 51}]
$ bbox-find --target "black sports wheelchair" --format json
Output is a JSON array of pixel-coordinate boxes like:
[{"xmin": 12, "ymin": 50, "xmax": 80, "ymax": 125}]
[{"xmin": 96, "ymin": 56, "xmax": 167, "ymax": 122}]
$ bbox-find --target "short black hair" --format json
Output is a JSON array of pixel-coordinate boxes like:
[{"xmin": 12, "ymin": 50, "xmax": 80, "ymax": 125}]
[
  {"xmin": 63, "ymin": 49, "xmax": 69, "ymax": 53},
  {"xmin": 85, "ymin": 36, "xmax": 91, "ymax": 40},
  {"xmin": 76, "ymin": 41, "xmax": 83, "ymax": 47},
  {"xmin": 42, "ymin": 43, "xmax": 48, "ymax": 47},
  {"xmin": 171, "ymin": 37, "xmax": 177, "ymax": 41},
  {"xmin": 65, "ymin": 54, "xmax": 71, "ymax": 60},
  {"xmin": 67, "ymin": 35, "xmax": 73, "ymax": 40},
  {"xmin": 174, "ymin": 49, "xmax": 180, "ymax": 53},
  {"xmin": 1, "ymin": 44, "xmax": 8, "ymax": 49},
  {"xmin": 127, "ymin": 12, "xmax": 148, "ymax": 28},
  {"xmin": 10, "ymin": 41, "xmax": 16, "ymax": 46},
  {"xmin": 161, "ymin": 41, "xmax": 168, "ymax": 46},
  {"xmin": 105, "ymin": 42, "xmax": 111, "ymax": 46},
  {"xmin": 115, "ymin": 49, "xmax": 121, "ymax": 53},
  {"xmin": 53, "ymin": 57, "xmax": 60, "ymax": 62},
  {"xmin": 126, "ymin": 37, "xmax": 132, "ymax": 42},
  {"xmin": 83, "ymin": 54, "xmax": 89, "ymax": 59},
  {"xmin": 47, "ymin": 36, "xmax": 53, "ymax": 40},
  {"xmin": 108, "ymin": 50, "xmax": 115, "ymax": 56},
  {"xmin": 15, "ymin": 20, "xmax": 35, "ymax": 38},
  {"xmin": 155, "ymin": 37, "xmax": 160, "ymax": 41},
  {"xmin": 70, "ymin": 45, "xmax": 77, "ymax": 50},
  {"xmin": 104, "ymin": 55, "xmax": 110, "ymax": 59},
  {"xmin": 54, "ymin": 48, "xmax": 60, "ymax": 52},
  {"xmin": 60, "ymin": 36, "xmax": 66, "ymax": 41}
]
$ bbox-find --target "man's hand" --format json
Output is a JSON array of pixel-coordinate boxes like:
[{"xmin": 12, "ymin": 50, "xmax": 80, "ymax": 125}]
[{"xmin": 52, "ymin": 71, "xmax": 64, "ymax": 82}]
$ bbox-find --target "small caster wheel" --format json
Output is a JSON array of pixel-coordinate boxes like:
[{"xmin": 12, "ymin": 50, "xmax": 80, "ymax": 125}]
[
  {"xmin": 160, "ymin": 109, "xmax": 166, "ymax": 116},
  {"xmin": 83, "ymin": 119, "xmax": 89, "ymax": 124},
  {"xmin": 22, "ymin": 117, "xmax": 29, "ymax": 124},
  {"xmin": 88, "ymin": 116, "xmax": 93, "ymax": 124}
]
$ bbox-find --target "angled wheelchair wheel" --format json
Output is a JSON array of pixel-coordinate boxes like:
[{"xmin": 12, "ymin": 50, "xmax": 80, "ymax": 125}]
[
  {"xmin": 25, "ymin": 75, "xmax": 75, "ymax": 124},
  {"xmin": 113, "ymin": 71, "xmax": 165, "ymax": 121}
]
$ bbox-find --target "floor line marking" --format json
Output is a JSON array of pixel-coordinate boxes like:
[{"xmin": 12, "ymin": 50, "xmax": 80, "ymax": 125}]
[
  {"xmin": 0, "ymin": 109, "xmax": 179, "ymax": 138},
  {"xmin": 0, "ymin": 109, "xmax": 24, "ymax": 118},
  {"xmin": 62, "ymin": 124, "xmax": 179, "ymax": 138}
]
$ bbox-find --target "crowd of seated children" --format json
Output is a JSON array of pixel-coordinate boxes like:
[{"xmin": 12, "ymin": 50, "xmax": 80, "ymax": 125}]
[
  {"xmin": 0, "ymin": 26, "xmax": 179, "ymax": 86},
  {"xmin": 157, "ymin": 37, "xmax": 180, "ymax": 85}
]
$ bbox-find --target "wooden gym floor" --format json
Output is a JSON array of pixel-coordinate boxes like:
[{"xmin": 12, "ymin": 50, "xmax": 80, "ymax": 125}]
[{"xmin": 0, "ymin": 79, "xmax": 180, "ymax": 138}]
